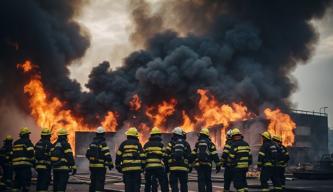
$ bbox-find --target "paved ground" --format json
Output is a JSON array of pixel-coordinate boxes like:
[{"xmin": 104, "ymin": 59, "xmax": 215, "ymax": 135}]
[{"xmin": 4, "ymin": 171, "xmax": 333, "ymax": 191}]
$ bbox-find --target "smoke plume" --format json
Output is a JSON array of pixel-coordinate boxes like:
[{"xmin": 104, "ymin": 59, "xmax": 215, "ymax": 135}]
[{"xmin": 1, "ymin": 0, "xmax": 332, "ymax": 132}]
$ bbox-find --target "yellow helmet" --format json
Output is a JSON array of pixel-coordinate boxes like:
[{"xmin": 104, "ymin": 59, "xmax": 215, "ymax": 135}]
[
  {"xmin": 261, "ymin": 131, "xmax": 271, "ymax": 140},
  {"xmin": 126, "ymin": 127, "xmax": 139, "ymax": 137},
  {"xmin": 231, "ymin": 128, "xmax": 241, "ymax": 136},
  {"xmin": 5, "ymin": 135, "xmax": 13, "ymax": 141},
  {"xmin": 273, "ymin": 135, "xmax": 282, "ymax": 142},
  {"xmin": 41, "ymin": 128, "xmax": 51, "ymax": 136},
  {"xmin": 150, "ymin": 127, "xmax": 161, "ymax": 135},
  {"xmin": 200, "ymin": 128, "xmax": 210, "ymax": 136},
  {"xmin": 57, "ymin": 128, "xmax": 68, "ymax": 136},
  {"xmin": 20, "ymin": 127, "xmax": 31, "ymax": 135}
]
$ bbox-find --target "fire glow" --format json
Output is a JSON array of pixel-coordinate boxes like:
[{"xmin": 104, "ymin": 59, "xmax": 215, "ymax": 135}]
[{"xmin": 18, "ymin": 60, "xmax": 296, "ymax": 150}]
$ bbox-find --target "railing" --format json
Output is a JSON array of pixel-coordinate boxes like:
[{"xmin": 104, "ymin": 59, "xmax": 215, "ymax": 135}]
[{"xmin": 292, "ymin": 109, "xmax": 328, "ymax": 117}]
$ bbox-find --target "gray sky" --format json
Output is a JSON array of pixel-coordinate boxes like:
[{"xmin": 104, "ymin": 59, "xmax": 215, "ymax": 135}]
[{"xmin": 70, "ymin": 1, "xmax": 333, "ymax": 128}]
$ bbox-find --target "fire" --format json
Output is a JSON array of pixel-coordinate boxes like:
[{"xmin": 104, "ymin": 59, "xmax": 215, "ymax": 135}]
[
  {"xmin": 145, "ymin": 98, "xmax": 177, "ymax": 130},
  {"xmin": 264, "ymin": 108, "xmax": 296, "ymax": 146},
  {"xmin": 180, "ymin": 111, "xmax": 195, "ymax": 132},
  {"xmin": 129, "ymin": 94, "xmax": 141, "ymax": 111},
  {"xmin": 17, "ymin": 60, "xmax": 33, "ymax": 72},
  {"xmin": 18, "ymin": 60, "xmax": 117, "ymax": 153},
  {"xmin": 101, "ymin": 111, "xmax": 118, "ymax": 132}
]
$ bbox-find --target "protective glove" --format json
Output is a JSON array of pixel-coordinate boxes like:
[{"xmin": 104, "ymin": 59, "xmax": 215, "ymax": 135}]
[
  {"xmin": 71, "ymin": 166, "xmax": 77, "ymax": 176},
  {"xmin": 116, "ymin": 166, "xmax": 122, "ymax": 173},
  {"xmin": 216, "ymin": 165, "xmax": 221, "ymax": 173},
  {"xmin": 108, "ymin": 164, "xmax": 114, "ymax": 171}
]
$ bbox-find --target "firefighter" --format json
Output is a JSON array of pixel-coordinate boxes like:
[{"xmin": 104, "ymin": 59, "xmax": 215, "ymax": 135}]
[
  {"xmin": 12, "ymin": 127, "xmax": 35, "ymax": 192},
  {"xmin": 51, "ymin": 128, "xmax": 76, "ymax": 192},
  {"xmin": 258, "ymin": 131, "xmax": 282, "ymax": 192},
  {"xmin": 0, "ymin": 135, "xmax": 13, "ymax": 190},
  {"xmin": 35, "ymin": 128, "xmax": 52, "ymax": 192},
  {"xmin": 192, "ymin": 128, "xmax": 221, "ymax": 192},
  {"xmin": 221, "ymin": 129, "xmax": 233, "ymax": 192},
  {"xmin": 86, "ymin": 126, "xmax": 114, "ymax": 192},
  {"xmin": 115, "ymin": 127, "xmax": 144, "ymax": 192},
  {"xmin": 165, "ymin": 127, "xmax": 192, "ymax": 192},
  {"xmin": 273, "ymin": 135, "xmax": 289, "ymax": 190},
  {"xmin": 143, "ymin": 127, "xmax": 168, "ymax": 192},
  {"xmin": 228, "ymin": 128, "xmax": 252, "ymax": 192}
]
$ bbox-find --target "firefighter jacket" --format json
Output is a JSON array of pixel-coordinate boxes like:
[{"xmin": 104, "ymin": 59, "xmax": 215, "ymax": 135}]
[
  {"xmin": 143, "ymin": 135, "xmax": 166, "ymax": 170},
  {"xmin": 165, "ymin": 135, "xmax": 192, "ymax": 172},
  {"xmin": 192, "ymin": 135, "xmax": 221, "ymax": 168},
  {"xmin": 221, "ymin": 139, "xmax": 233, "ymax": 167},
  {"xmin": 276, "ymin": 143, "xmax": 289, "ymax": 167},
  {"xmin": 258, "ymin": 140, "xmax": 278, "ymax": 167},
  {"xmin": 0, "ymin": 142, "xmax": 12, "ymax": 166},
  {"xmin": 86, "ymin": 135, "xmax": 113, "ymax": 169},
  {"xmin": 34, "ymin": 137, "xmax": 52, "ymax": 170},
  {"xmin": 228, "ymin": 139, "xmax": 252, "ymax": 169},
  {"xmin": 115, "ymin": 136, "xmax": 145, "ymax": 172},
  {"xmin": 12, "ymin": 136, "xmax": 34, "ymax": 168},
  {"xmin": 51, "ymin": 137, "xmax": 76, "ymax": 171}
]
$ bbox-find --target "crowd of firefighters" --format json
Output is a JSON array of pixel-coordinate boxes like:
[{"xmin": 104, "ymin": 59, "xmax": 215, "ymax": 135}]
[{"xmin": 0, "ymin": 125, "xmax": 289, "ymax": 192}]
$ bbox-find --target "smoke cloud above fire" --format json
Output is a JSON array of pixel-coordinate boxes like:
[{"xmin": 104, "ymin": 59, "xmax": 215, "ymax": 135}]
[{"xmin": 0, "ymin": 0, "xmax": 332, "ymax": 142}]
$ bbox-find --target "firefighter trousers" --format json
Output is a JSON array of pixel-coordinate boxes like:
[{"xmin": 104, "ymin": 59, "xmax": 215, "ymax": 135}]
[
  {"xmin": 260, "ymin": 166, "xmax": 282, "ymax": 191},
  {"xmin": 0, "ymin": 164, "xmax": 12, "ymax": 189},
  {"xmin": 36, "ymin": 168, "xmax": 51, "ymax": 191},
  {"xmin": 197, "ymin": 166, "xmax": 212, "ymax": 192},
  {"xmin": 89, "ymin": 168, "xmax": 106, "ymax": 192},
  {"xmin": 123, "ymin": 171, "xmax": 141, "ymax": 192},
  {"xmin": 145, "ymin": 168, "xmax": 168, "ymax": 192},
  {"xmin": 53, "ymin": 170, "xmax": 70, "ymax": 192},
  {"xmin": 233, "ymin": 168, "xmax": 248, "ymax": 192},
  {"xmin": 277, "ymin": 167, "xmax": 286, "ymax": 188},
  {"xmin": 13, "ymin": 166, "xmax": 32, "ymax": 192},
  {"xmin": 223, "ymin": 166, "xmax": 233, "ymax": 191},
  {"xmin": 169, "ymin": 171, "xmax": 188, "ymax": 192}
]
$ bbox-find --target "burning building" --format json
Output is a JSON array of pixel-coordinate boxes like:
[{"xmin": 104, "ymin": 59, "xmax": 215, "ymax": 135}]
[{"xmin": 1, "ymin": 0, "xmax": 332, "ymax": 163}]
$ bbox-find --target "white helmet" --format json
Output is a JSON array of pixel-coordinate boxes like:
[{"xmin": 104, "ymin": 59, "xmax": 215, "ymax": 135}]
[
  {"xmin": 172, "ymin": 127, "xmax": 183, "ymax": 136},
  {"xmin": 226, "ymin": 129, "xmax": 233, "ymax": 138},
  {"xmin": 96, "ymin": 126, "xmax": 105, "ymax": 134}
]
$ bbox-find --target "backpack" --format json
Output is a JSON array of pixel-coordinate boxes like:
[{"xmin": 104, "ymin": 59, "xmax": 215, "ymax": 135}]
[
  {"xmin": 172, "ymin": 139, "xmax": 185, "ymax": 162},
  {"xmin": 86, "ymin": 142, "xmax": 102, "ymax": 162},
  {"xmin": 50, "ymin": 142, "xmax": 65, "ymax": 166},
  {"xmin": 197, "ymin": 139, "xmax": 210, "ymax": 162}
]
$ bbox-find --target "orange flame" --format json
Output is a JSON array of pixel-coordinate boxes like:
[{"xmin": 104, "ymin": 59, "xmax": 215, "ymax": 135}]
[
  {"xmin": 145, "ymin": 98, "xmax": 177, "ymax": 129},
  {"xmin": 180, "ymin": 111, "xmax": 195, "ymax": 132},
  {"xmin": 101, "ymin": 111, "xmax": 118, "ymax": 132},
  {"xmin": 129, "ymin": 94, "xmax": 141, "ymax": 111},
  {"xmin": 19, "ymin": 60, "xmax": 117, "ymax": 153},
  {"xmin": 264, "ymin": 108, "xmax": 296, "ymax": 146},
  {"xmin": 17, "ymin": 60, "xmax": 33, "ymax": 72}
]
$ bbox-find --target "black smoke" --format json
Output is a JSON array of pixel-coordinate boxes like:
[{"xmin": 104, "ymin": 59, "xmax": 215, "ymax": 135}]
[{"xmin": 1, "ymin": 0, "xmax": 332, "ymax": 129}]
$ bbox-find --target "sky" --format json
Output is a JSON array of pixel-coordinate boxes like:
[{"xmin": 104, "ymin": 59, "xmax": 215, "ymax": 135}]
[{"xmin": 69, "ymin": 0, "xmax": 333, "ymax": 128}]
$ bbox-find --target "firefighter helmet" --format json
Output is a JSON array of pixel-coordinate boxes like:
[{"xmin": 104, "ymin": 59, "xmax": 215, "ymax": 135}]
[
  {"xmin": 200, "ymin": 128, "xmax": 210, "ymax": 136},
  {"xmin": 20, "ymin": 127, "xmax": 31, "ymax": 135},
  {"xmin": 273, "ymin": 135, "xmax": 282, "ymax": 142},
  {"xmin": 172, "ymin": 127, "xmax": 183, "ymax": 136},
  {"xmin": 226, "ymin": 129, "xmax": 233, "ymax": 139},
  {"xmin": 96, "ymin": 126, "xmax": 105, "ymax": 134},
  {"xmin": 150, "ymin": 127, "xmax": 161, "ymax": 135},
  {"xmin": 5, "ymin": 135, "xmax": 13, "ymax": 141},
  {"xmin": 126, "ymin": 127, "xmax": 139, "ymax": 137},
  {"xmin": 41, "ymin": 128, "xmax": 51, "ymax": 136},
  {"xmin": 231, "ymin": 128, "xmax": 241, "ymax": 136},
  {"xmin": 57, "ymin": 128, "xmax": 68, "ymax": 136},
  {"xmin": 261, "ymin": 131, "xmax": 271, "ymax": 140}
]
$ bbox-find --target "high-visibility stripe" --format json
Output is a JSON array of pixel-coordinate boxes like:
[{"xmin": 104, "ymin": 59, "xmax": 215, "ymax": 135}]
[
  {"xmin": 211, "ymin": 151, "xmax": 217, "ymax": 155},
  {"xmin": 239, "ymin": 157, "xmax": 249, "ymax": 160},
  {"xmin": 102, "ymin": 147, "xmax": 109, "ymax": 151},
  {"xmin": 146, "ymin": 158, "xmax": 162, "ymax": 163},
  {"xmin": 89, "ymin": 163, "xmax": 105, "ymax": 168},
  {"xmin": 122, "ymin": 166, "xmax": 142, "ymax": 172},
  {"xmin": 259, "ymin": 152, "xmax": 265, "ymax": 156},
  {"xmin": 146, "ymin": 147, "xmax": 162, "ymax": 151},
  {"xmin": 123, "ymin": 159, "xmax": 141, "ymax": 164},
  {"xmin": 237, "ymin": 150, "xmax": 250, "ymax": 153},
  {"xmin": 124, "ymin": 145, "xmax": 138, "ymax": 149},
  {"xmin": 264, "ymin": 162, "xmax": 273, "ymax": 166},
  {"xmin": 237, "ymin": 146, "xmax": 250, "ymax": 150},
  {"xmin": 170, "ymin": 166, "xmax": 188, "ymax": 171},
  {"xmin": 104, "ymin": 152, "xmax": 110, "ymax": 156},
  {"xmin": 26, "ymin": 147, "xmax": 34, "ymax": 151},
  {"xmin": 36, "ymin": 165, "xmax": 48, "ymax": 169},
  {"xmin": 13, "ymin": 147, "xmax": 24, "ymax": 151},
  {"xmin": 13, "ymin": 161, "xmax": 32, "ymax": 166},
  {"xmin": 145, "ymin": 163, "xmax": 163, "ymax": 168},
  {"xmin": 53, "ymin": 166, "xmax": 69, "ymax": 170},
  {"xmin": 262, "ymin": 188, "xmax": 270, "ymax": 191},
  {"xmin": 64, "ymin": 149, "xmax": 72, "ymax": 153},
  {"xmin": 116, "ymin": 150, "xmax": 122, "ymax": 155},
  {"xmin": 12, "ymin": 157, "xmax": 32, "ymax": 162}
]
